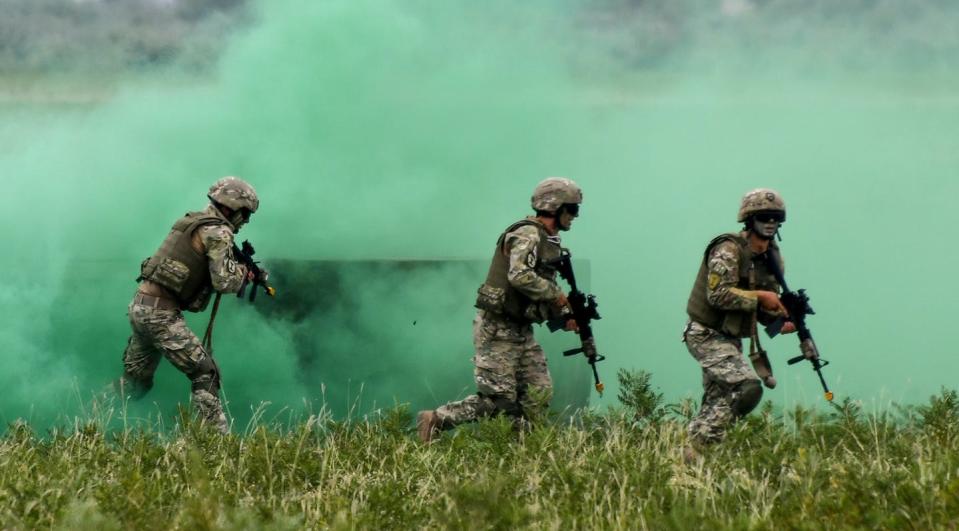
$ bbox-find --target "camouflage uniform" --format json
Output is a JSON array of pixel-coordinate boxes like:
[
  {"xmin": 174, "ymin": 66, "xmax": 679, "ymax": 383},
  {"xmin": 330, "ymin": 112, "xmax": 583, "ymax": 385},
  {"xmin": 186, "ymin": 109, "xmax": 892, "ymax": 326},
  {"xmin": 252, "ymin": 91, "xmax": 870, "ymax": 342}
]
[
  {"xmin": 119, "ymin": 178, "xmax": 258, "ymax": 434},
  {"xmin": 435, "ymin": 223, "xmax": 563, "ymax": 427},
  {"xmin": 685, "ymin": 189, "xmax": 786, "ymax": 446},
  {"xmin": 418, "ymin": 178, "xmax": 582, "ymax": 442},
  {"xmin": 684, "ymin": 248, "xmax": 763, "ymax": 445}
]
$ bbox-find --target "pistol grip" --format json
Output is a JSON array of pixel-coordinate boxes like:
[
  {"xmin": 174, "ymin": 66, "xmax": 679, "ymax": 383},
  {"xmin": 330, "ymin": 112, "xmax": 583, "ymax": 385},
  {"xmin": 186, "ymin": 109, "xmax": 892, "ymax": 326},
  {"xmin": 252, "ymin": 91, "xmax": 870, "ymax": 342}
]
[{"xmin": 765, "ymin": 317, "xmax": 785, "ymax": 338}]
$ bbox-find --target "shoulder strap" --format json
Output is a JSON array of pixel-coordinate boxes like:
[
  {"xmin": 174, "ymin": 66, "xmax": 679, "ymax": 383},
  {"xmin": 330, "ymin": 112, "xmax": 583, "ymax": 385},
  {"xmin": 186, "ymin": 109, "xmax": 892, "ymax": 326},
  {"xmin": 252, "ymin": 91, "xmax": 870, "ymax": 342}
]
[
  {"xmin": 181, "ymin": 211, "xmax": 231, "ymax": 242},
  {"xmin": 703, "ymin": 232, "xmax": 748, "ymax": 263},
  {"xmin": 496, "ymin": 219, "xmax": 544, "ymax": 254}
]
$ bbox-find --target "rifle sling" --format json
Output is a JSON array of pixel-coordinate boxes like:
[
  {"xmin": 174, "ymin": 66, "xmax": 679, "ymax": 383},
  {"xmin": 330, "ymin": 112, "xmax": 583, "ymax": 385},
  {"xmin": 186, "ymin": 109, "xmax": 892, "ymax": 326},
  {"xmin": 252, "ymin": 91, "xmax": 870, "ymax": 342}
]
[{"xmin": 202, "ymin": 293, "xmax": 222, "ymax": 355}]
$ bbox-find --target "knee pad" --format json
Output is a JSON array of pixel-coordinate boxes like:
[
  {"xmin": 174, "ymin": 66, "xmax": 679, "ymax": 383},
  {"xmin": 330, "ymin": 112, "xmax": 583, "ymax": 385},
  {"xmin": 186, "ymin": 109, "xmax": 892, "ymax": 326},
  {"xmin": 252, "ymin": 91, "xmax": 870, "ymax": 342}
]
[
  {"xmin": 189, "ymin": 357, "xmax": 220, "ymax": 395},
  {"xmin": 732, "ymin": 380, "xmax": 763, "ymax": 417}
]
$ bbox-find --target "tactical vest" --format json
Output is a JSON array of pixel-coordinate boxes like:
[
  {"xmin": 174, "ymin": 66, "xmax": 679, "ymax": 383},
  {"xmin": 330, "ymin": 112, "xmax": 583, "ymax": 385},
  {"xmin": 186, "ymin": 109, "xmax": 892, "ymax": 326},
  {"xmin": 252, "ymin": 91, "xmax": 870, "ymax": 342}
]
[
  {"xmin": 475, "ymin": 219, "xmax": 562, "ymax": 323},
  {"xmin": 138, "ymin": 209, "xmax": 232, "ymax": 312},
  {"xmin": 686, "ymin": 233, "xmax": 782, "ymax": 338}
]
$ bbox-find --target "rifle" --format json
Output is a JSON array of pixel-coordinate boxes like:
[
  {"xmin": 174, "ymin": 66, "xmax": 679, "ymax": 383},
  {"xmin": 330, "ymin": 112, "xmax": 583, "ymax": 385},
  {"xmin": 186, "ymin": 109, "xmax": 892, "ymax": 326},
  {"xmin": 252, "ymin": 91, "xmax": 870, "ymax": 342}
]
[
  {"xmin": 546, "ymin": 249, "xmax": 606, "ymax": 395},
  {"xmin": 203, "ymin": 240, "xmax": 275, "ymax": 354},
  {"xmin": 764, "ymin": 252, "xmax": 833, "ymax": 401},
  {"xmin": 232, "ymin": 240, "xmax": 276, "ymax": 302}
]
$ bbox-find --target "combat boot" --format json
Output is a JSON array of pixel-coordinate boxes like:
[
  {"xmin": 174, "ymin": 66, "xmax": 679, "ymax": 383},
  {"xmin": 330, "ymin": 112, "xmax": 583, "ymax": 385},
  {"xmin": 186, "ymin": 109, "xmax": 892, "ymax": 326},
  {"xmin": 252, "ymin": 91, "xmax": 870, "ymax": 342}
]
[
  {"xmin": 416, "ymin": 410, "xmax": 442, "ymax": 443},
  {"xmin": 192, "ymin": 389, "xmax": 229, "ymax": 434}
]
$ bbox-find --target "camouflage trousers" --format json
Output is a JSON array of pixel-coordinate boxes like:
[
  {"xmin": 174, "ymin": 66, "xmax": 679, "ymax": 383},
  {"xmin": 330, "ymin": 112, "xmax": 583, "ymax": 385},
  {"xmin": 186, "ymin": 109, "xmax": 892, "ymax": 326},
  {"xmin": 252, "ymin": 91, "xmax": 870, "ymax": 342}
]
[
  {"xmin": 119, "ymin": 296, "xmax": 228, "ymax": 433},
  {"xmin": 684, "ymin": 321, "xmax": 760, "ymax": 444},
  {"xmin": 435, "ymin": 310, "xmax": 552, "ymax": 428}
]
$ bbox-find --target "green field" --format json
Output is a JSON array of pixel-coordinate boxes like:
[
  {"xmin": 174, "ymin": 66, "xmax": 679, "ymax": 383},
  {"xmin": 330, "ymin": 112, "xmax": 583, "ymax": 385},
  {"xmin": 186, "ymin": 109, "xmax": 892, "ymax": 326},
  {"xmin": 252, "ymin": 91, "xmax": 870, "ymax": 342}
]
[{"xmin": 2, "ymin": 372, "xmax": 958, "ymax": 530}]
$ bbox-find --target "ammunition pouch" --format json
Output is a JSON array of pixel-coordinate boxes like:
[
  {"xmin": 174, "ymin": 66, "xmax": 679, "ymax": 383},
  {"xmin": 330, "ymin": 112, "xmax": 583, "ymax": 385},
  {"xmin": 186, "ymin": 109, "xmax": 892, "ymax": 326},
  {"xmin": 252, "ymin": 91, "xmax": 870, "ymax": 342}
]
[
  {"xmin": 140, "ymin": 256, "xmax": 190, "ymax": 293},
  {"xmin": 475, "ymin": 284, "xmax": 506, "ymax": 314},
  {"xmin": 475, "ymin": 284, "xmax": 541, "ymax": 324}
]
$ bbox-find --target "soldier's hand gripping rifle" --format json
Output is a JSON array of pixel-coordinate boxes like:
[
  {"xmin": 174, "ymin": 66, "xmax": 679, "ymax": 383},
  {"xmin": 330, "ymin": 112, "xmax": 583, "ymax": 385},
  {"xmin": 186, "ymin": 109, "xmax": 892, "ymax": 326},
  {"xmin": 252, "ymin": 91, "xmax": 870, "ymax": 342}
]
[
  {"xmin": 764, "ymin": 252, "xmax": 833, "ymax": 401},
  {"xmin": 232, "ymin": 240, "xmax": 276, "ymax": 302},
  {"xmin": 546, "ymin": 249, "xmax": 606, "ymax": 395},
  {"xmin": 203, "ymin": 240, "xmax": 276, "ymax": 353}
]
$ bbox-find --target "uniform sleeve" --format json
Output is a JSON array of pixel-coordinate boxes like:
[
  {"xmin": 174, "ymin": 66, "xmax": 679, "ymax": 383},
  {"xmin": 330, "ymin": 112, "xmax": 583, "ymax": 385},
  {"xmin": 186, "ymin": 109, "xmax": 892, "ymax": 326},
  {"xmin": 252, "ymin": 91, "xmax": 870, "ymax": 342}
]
[
  {"xmin": 504, "ymin": 225, "xmax": 563, "ymax": 302},
  {"xmin": 198, "ymin": 224, "xmax": 246, "ymax": 294},
  {"xmin": 705, "ymin": 240, "xmax": 758, "ymax": 312}
]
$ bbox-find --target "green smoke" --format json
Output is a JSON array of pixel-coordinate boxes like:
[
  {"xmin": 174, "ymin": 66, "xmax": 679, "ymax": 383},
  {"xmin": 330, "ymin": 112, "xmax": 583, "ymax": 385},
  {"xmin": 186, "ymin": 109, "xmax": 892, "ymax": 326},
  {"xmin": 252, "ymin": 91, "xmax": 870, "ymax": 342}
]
[{"xmin": 1, "ymin": 0, "xmax": 957, "ymax": 429}]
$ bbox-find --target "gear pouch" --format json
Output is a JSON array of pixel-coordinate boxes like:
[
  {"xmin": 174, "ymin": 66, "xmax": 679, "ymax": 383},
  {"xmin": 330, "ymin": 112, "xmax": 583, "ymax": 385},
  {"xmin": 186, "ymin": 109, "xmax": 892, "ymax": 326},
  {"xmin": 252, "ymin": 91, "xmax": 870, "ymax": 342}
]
[
  {"xmin": 151, "ymin": 257, "xmax": 190, "ymax": 292},
  {"xmin": 475, "ymin": 284, "xmax": 505, "ymax": 313}
]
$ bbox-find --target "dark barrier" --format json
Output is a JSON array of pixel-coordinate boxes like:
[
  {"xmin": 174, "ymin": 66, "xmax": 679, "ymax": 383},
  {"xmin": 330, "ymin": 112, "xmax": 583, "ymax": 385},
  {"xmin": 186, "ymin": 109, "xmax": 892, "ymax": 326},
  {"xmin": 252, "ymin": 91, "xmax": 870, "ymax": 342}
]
[{"xmin": 255, "ymin": 259, "xmax": 593, "ymax": 417}]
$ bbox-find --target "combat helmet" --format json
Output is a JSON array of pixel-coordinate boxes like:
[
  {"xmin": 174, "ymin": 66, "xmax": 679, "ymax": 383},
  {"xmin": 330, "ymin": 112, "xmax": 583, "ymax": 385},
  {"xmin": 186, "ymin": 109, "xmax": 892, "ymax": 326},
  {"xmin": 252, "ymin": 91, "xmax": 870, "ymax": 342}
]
[
  {"xmin": 531, "ymin": 177, "xmax": 582, "ymax": 213},
  {"xmin": 208, "ymin": 176, "xmax": 259, "ymax": 213},
  {"xmin": 737, "ymin": 188, "xmax": 785, "ymax": 222}
]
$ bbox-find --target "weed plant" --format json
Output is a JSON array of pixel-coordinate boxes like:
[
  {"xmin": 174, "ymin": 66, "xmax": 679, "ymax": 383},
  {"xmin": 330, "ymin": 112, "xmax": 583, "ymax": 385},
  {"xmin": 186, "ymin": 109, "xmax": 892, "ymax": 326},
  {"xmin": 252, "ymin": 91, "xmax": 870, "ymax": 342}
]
[{"xmin": 1, "ymin": 371, "xmax": 958, "ymax": 529}]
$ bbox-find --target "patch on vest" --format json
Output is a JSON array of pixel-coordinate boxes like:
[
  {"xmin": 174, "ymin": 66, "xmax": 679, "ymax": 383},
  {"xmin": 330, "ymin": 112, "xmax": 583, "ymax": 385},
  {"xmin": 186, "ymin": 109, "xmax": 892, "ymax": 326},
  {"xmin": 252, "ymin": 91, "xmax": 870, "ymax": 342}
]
[
  {"xmin": 707, "ymin": 273, "xmax": 721, "ymax": 291},
  {"xmin": 526, "ymin": 248, "xmax": 537, "ymax": 268}
]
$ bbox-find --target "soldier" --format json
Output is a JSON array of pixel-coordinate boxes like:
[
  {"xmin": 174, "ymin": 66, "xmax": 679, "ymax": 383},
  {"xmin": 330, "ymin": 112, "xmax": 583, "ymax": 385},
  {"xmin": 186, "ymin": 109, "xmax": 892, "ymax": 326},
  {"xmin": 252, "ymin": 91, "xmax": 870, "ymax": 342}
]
[
  {"xmin": 416, "ymin": 177, "xmax": 583, "ymax": 442},
  {"xmin": 683, "ymin": 188, "xmax": 796, "ymax": 459},
  {"xmin": 116, "ymin": 176, "xmax": 263, "ymax": 433}
]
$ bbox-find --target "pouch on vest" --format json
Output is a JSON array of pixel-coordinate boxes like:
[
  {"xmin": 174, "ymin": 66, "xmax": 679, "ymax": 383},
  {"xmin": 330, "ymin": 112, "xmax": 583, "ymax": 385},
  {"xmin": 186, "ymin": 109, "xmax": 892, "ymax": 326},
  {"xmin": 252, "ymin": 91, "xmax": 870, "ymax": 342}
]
[
  {"xmin": 137, "ymin": 257, "xmax": 151, "ymax": 282},
  {"xmin": 148, "ymin": 257, "xmax": 191, "ymax": 293},
  {"xmin": 475, "ymin": 284, "xmax": 506, "ymax": 314}
]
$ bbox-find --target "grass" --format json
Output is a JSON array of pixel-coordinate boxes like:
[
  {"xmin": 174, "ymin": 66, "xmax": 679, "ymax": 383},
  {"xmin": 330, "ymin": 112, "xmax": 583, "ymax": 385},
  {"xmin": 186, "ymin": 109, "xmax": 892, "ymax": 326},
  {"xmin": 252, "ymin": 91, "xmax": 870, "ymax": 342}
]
[{"xmin": 1, "ymin": 374, "xmax": 958, "ymax": 529}]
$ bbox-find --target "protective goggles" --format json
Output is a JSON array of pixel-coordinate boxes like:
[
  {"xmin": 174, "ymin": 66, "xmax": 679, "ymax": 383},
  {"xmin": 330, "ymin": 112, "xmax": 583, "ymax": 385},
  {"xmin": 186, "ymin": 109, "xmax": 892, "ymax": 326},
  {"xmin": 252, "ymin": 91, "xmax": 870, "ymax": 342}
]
[{"xmin": 753, "ymin": 211, "xmax": 785, "ymax": 223}]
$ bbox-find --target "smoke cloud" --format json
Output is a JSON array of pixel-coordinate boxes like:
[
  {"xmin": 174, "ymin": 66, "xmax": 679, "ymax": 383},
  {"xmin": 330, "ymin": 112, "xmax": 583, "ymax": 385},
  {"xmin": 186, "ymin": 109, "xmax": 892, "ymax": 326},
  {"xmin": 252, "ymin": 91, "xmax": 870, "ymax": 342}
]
[{"xmin": 1, "ymin": 0, "xmax": 957, "ymax": 429}]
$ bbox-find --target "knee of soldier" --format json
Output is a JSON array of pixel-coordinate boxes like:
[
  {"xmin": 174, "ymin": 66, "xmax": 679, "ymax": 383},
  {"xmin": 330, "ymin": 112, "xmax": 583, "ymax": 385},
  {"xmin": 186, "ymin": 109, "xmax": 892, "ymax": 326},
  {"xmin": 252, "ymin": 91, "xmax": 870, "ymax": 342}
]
[
  {"xmin": 732, "ymin": 379, "xmax": 763, "ymax": 417},
  {"xmin": 494, "ymin": 398, "xmax": 523, "ymax": 418},
  {"xmin": 188, "ymin": 358, "xmax": 220, "ymax": 395},
  {"xmin": 476, "ymin": 374, "xmax": 518, "ymax": 405},
  {"xmin": 481, "ymin": 394, "xmax": 522, "ymax": 418}
]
